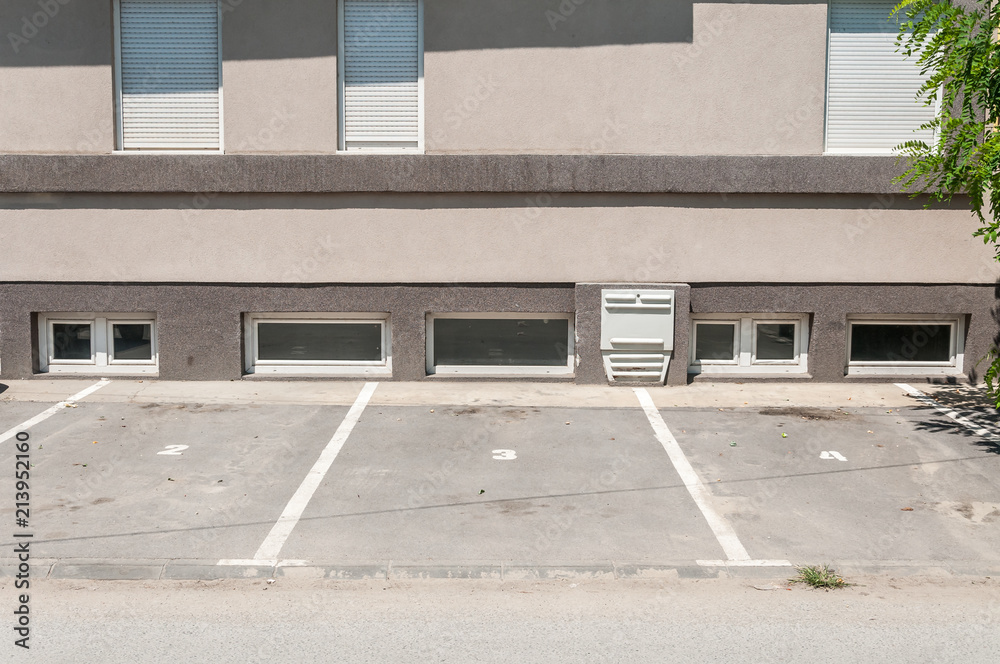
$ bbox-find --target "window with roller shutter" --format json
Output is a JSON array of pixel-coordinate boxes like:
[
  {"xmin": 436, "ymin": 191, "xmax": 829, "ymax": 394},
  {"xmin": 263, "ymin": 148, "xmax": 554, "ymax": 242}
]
[
  {"xmin": 114, "ymin": 0, "xmax": 223, "ymax": 151},
  {"xmin": 339, "ymin": 0, "xmax": 423, "ymax": 151},
  {"xmin": 825, "ymin": 0, "xmax": 937, "ymax": 153}
]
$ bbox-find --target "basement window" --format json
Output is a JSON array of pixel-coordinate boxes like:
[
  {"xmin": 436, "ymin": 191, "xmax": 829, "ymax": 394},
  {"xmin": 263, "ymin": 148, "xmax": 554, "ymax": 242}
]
[
  {"xmin": 39, "ymin": 313, "xmax": 157, "ymax": 374},
  {"xmin": 689, "ymin": 314, "xmax": 809, "ymax": 374},
  {"xmin": 427, "ymin": 314, "xmax": 574, "ymax": 375},
  {"xmin": 846, "ymin": 316, "xmax": 963, "ymax": 375},
  {"xmin": 245, "ymin": 314, "xmax": 391, "ymax": 375}
]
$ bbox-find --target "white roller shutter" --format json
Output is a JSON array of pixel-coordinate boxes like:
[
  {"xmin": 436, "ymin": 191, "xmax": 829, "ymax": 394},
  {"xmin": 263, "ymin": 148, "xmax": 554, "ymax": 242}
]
[
  {"xmin": 116, "ymin": 0, "xmax": 221, "ymax": 151},
  {"xmin": 826, "ymin": 0, "xmax": 936, "ymax": 153},
  {"xmin": 340, "ymin": 0, "xmax": 422, "ymax": 151}
]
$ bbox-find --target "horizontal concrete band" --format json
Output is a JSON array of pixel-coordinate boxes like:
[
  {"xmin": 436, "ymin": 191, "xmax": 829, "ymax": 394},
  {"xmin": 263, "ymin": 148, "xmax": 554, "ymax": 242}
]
[
  {"xmin": 12, "ymin": 559, "xmax": 999, "ymax": 581},
  {"xmin": 0, "ymin": 154, "xmax": 912, "ymax": 194}
]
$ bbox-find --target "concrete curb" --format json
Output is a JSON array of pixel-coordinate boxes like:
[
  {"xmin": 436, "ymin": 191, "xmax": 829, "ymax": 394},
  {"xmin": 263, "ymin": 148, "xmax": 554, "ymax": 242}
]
[{"xmin": 6, "ymin": 559, "xmax": 999, "ymax": 581}]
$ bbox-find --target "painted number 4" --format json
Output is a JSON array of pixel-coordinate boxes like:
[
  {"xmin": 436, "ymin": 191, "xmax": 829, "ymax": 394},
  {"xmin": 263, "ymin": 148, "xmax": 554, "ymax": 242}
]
[
  {"xmin": 820, "ymin": 451, "xmax": 847, "ymax": 461},
  {"xmin": 492, "ymin": 449, "xmax": 517, "ymax": 461},
  {"xmin": 158, "ymin": 445, "xmax": 189, "ymax": 456}
]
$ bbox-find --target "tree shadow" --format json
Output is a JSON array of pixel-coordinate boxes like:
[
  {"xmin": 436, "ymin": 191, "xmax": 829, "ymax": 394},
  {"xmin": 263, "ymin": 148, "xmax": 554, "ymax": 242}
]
[{"xmin": 907, "ymin": 384, "xmax": 1000, "ymax": 455}]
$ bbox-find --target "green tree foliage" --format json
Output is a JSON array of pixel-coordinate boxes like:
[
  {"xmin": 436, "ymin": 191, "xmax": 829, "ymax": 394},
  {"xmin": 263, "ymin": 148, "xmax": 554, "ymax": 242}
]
[
  {"xmin": 893, "ymin": 0, "xmax": 1000, "ymax": 400},
  {"xmin": 893, "ymin": 0, "xmax": 1000, "ymax": 225}
]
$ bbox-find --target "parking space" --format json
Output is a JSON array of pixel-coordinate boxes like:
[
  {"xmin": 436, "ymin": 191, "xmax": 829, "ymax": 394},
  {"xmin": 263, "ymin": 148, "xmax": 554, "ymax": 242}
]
[
  {"xmin": 1, "ymin": 398, "xmax": 349, "ymax": 560},
  {"xmin": 0, "ymin": 380, "xmax": 998, "ymax": 576},
  {"xmin": 281, "ymin": 405, "xmax": 721, "ymax": 564},
  {"xmin": 668, "ymin": 405, "xmax": 1000, "ymax": 564}
]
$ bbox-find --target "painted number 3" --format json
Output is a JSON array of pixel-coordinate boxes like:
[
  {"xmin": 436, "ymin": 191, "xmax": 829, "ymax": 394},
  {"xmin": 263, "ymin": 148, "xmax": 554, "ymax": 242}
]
[
  {"xmin": 158, "ymin": 445, "xmax": 189, "ymax": 456},
  {"xmin": 492, "ymin": 449, "xmax": 517, "ymax": 461}
]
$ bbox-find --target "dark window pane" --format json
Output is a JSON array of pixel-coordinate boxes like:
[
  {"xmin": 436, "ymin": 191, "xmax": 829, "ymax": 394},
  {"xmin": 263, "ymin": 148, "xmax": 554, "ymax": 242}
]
[
  {"xmin": 850, "ymin": 324, "xmax": 952, "ymax": 363},
  {"xmin": 257, "ymin": 322, "xmax": 382, "ymax": 362},
  {"xmin": 52, "ymin": 323, "xmax": 92, "ymax": 360},
  {"xmin": 756, "ymin": 323, "xmax": 796, "ymax": 360},
  {"xmin": 694, "ymin": 324, "xmax": 735, "ymax": 361},
  {"xmin": 433, "ymin": 318, "xmax": 568, "ymax": 367},
  {"xmin": 112, "ymin": 324, "xmax": 153, "ymax": 361}
]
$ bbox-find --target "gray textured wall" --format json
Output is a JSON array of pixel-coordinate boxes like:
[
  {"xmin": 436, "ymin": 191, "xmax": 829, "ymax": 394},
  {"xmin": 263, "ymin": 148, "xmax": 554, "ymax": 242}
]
[
  {"xmin": 0, "ymin": 283, "xmax": 577, "ymax": 381},
  {"xmin": 690, "ymin": 284, "xmax": 998, "ymax": 383},
  {"xmin": 1, "ymin": 282, "xmax": 994, "ymax": 384}
]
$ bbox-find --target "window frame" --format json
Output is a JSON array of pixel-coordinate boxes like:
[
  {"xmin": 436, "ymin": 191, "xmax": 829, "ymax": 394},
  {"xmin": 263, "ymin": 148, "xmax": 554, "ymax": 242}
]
[
  {"xmin": 822, "ymin": 0, "xmax": 941, "ymax": 156},
  {"xmin": 751, "ymin": 319, "xmax": 803, "ymax": 366},
  {"xmin": 106, "ymin": 319, "xmax": 158, "ymax": 366},
  {"xmin": 337, "ymin": 0, "xmax": 425, "ymax": 154},
  {"xmin": 845, "ymin": 315, "xmax": 964, "ymax": 375},
  {"xmin": 244, "ymin": 313, "xmax": 392, "ymax": 376},
  {"xmin": 689, "ymin": 314, "xmax": 810, "ymax": 375},
  {"xmin": 426, "ymin": 313, "xmax": 576, "ymax": 376},
  {"xmin": 39, "ymin": 313, "xmax": 158, "ymax": 374},
  {"xmin": 112, "ymin": 0, "xmax": 225, "ymax": 154},
  {"xmin": 690, "ymin": 320, "xmax": 740, "ymax": 366}
]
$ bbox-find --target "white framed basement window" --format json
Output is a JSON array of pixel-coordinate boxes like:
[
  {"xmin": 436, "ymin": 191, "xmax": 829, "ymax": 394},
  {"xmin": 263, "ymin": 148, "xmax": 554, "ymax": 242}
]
[
  {"xmin": 338, "ymin": 0, "xmax": 424, "ymax": 152},
  {"xmin": 427, "ymin": 313, "xmax": 575, "ymax": 376},
  {"xmin": 113, "ymin": 0, "xmax": 224, "ymax": 152},
  {"xmin": 825, "ymin": 0, "xmax": 937, "ymax": 154},
  {"xmin": 244, "ymin": 313, "xmax": 392, "ymax": 376},
  {"xmin": 38, "ymin": 313, "xmax": 158, "ymax": 375},
  {"xmin": 689, "ymin": 314, "xmax": 810, "ymax": 375},
  {"xmin": 846, "ymin": 315, "xmax": 964, "ymax": 375}
]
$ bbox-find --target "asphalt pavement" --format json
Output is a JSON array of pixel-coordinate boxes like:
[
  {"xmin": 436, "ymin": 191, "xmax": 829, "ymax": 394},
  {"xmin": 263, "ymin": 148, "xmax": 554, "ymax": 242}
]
[{"xmin": 0, "ymin": 379, "xmax": 998, "ymax": 581}]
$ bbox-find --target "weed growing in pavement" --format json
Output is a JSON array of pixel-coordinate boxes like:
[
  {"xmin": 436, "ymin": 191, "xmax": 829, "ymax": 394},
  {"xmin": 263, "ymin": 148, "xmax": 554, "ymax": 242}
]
[{"xmin": 790, "ymin": 565, "xmax": 851, "ymax": 589}]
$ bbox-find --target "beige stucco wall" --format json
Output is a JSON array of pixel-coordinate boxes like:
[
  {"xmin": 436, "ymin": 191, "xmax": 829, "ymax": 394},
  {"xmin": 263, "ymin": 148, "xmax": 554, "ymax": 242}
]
[
  {"xmin": 1, "ymin": 1, "xmax": 829, "ymax": 155},
  {"xmin": 0, "ymin": 194, "xmax": 993, "ymax": 284},
  {"xmin": 424, "ymin": 3, "xmax": 828, "ymax": 155},
  {"xmin": 0, "ymin": 66, "xmax": 114, "ymax": 153},
  {"xmin": 0, "ymin": 0, "xmax": 113, "ymax": 153},
  {"xmin": 221, "ymin": 0, "xmax": 339, "ymax": 152}
]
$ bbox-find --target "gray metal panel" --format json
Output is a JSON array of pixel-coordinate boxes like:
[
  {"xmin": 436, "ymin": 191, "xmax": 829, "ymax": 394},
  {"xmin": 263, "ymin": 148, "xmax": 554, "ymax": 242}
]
[{"xmin": 600, "ymin": 289, "xmax": 675, "ymax": 352}]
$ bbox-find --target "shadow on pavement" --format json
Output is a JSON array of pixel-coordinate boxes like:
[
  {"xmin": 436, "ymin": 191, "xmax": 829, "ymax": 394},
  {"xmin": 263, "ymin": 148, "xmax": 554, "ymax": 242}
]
[{"xmin": 908, "ymin": 385, "xmax": 1000, "ymax": 455}]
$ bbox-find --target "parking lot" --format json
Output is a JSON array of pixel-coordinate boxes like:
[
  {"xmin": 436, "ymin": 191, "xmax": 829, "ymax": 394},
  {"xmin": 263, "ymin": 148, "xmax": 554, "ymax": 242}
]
[{"xmin": 1, "ymin": 379, "xmax": 999, "ymax": 580}]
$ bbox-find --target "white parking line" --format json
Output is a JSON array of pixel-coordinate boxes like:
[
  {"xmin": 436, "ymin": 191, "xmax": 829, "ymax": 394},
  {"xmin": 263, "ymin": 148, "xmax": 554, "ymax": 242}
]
[
  {"xmin": 695, "ymin": 559, "xmax": 793, "ymax": 568},
  {"xmin": 248, "ymin": 382, "xmax": 378, "ymax": 562},
  {"xmin": 0, "ymin": 379, "xmax": 111, "ymax": 445},
  {"xmin": 896, "ymin": 383, "xmax": 1000, "ymax": 442},
  {"xmin": 634, "ymin": 387, "xmax": 754, "ymax": 562}
]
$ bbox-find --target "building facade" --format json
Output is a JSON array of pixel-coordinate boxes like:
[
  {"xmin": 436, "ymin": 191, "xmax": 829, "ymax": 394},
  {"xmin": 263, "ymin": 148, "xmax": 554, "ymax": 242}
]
[{"xmin": 0, "ymin": 0, "xmax": 995, "ymax": 384}]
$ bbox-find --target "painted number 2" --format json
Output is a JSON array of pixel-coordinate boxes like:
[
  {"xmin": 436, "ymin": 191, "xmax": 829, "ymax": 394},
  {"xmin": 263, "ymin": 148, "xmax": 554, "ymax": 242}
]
[
  {"xmin": 492, "ymin": 449, "xmax": 517, "ymax": 461},
  {"xmin": 158, "ymin": 445, "xmax": 189, "ymax": 456}
]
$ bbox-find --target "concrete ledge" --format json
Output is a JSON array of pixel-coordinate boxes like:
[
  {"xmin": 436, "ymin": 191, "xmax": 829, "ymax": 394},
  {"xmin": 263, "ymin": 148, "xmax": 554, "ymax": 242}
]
[
  {"xmin": 163, "ymin": 563, "xmax": 272, "ymax": 580},
  {"xmin": 502, "ymin": 564, "xmax": 617, "ymax": 581},
  {"xmin": 0, "ymin": 154, "xmax": 910, "ymax": 194},
  {"xmin": 10, "ymin": 559, "xmax": 1000, "ymax": 581},
  {"xmin": 50, "ymin": 561, "xmax": 165, "ymax": 580},
  {"xmin": 389, "ymin": 564, "xmax": 502, "ymax": 580},
  {"xmin": 275, "ymin": 564, "xmax": 388, "ymax": 581}
]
